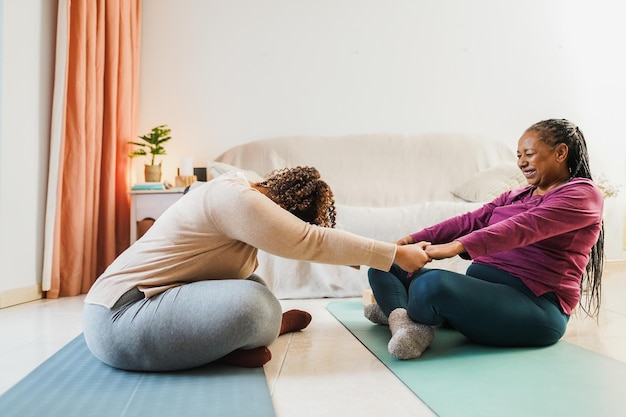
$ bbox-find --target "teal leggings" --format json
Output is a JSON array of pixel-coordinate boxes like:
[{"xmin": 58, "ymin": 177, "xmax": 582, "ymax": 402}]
[{"xmin": 368, "ymin": 263, "xmax": 569, "ymax": 347}]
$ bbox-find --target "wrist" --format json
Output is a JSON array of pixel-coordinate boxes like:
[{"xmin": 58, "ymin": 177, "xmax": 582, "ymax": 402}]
[{"xmin": 452, "ymin": 240, "xmax": 465, "ymax": 255}]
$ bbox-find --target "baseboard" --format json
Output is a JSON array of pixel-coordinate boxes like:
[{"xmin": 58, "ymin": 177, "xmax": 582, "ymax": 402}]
[{"xmin": 0, "ymin": 284, "xmax": 43, "ymax": 309}]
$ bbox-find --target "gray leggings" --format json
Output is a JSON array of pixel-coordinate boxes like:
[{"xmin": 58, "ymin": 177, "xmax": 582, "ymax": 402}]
[{"xmin": 83, "ymin": 277, "xmax": 282, "ymax": 371}]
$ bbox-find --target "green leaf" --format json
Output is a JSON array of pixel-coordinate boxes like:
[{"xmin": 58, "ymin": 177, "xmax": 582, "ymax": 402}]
[{"xmin": 128, "ymin": 124, "xmax": 172, "ymax": 164}]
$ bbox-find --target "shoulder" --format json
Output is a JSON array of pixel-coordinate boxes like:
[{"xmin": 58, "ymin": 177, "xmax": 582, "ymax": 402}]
[
  {"xmin": 553, "ymin": 178, "xmax": 603, "ymax": 200},
  {"xmin": 544, "ymin": 178, "xmax": 604, "ymax": 213},
  {"xmin": 212, "ymin": 171, "xmax": 250, "ymax": 188},
  {"xmin": 207, "ymin": 172, "xmax": 277, "ymax": 212},
  {"xmin": 180, "ymin": 172, "xmax": 263, "ymax": 211}
]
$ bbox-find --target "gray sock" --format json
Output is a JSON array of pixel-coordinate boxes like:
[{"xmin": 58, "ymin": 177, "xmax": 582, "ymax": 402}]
[
  {"xmin": 364, "ymin": 303, "xmax": 389, "ymax": 325},
  {"xmin": 387, "ymin": 308, "xmax": 434, "ymax": 360}
]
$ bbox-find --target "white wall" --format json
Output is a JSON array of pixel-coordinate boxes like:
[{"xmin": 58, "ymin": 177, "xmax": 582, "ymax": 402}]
[
  {"xmin": 0, "ymin": 1, "xmax": 622, "ymax": 306},
  {"xmin": 138, "ymin": 0, "xmax": 626, "ymax": 259},
  {"xmin": 0, "ymin": 0, "xmax": 56, "ymax": 303}
]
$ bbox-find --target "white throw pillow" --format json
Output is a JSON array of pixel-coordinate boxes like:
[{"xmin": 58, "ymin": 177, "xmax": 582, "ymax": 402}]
[
  {"xmin": 452, "ymin": 164, "xmax": 527, "ymax": 202},
  {"xmin": 208, "ymin": 161, "xmax": 265, "ymax": 183}
]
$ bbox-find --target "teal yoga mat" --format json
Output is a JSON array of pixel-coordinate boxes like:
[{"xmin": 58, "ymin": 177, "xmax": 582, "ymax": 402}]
[
  {"xmin": 0, "ymin": 334, "xmax": 275, "ymax": 417},
  {"xmin": 327, "ymin": 300, "xmax": 626, "ymax": 417}
]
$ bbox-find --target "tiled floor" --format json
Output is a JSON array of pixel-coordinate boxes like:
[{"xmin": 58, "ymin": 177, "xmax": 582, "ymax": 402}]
[{"xmin": 1, "ymin": 262, "xmax": 625, "ymax": 417}]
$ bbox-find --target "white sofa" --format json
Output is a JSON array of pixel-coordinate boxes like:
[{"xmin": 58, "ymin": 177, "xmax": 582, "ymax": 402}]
[{"xmin": 211, "ymin": 133, "xmax": 526, "ymax": 299}]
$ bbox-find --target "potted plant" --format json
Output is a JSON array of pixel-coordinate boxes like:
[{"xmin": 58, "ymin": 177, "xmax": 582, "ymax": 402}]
[{"xmin": 129, "ymin": 124, "xmax": 172, "ymax": 182}]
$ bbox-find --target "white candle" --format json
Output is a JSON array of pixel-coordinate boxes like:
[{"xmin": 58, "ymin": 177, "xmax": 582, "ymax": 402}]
[
  {"xmin": 180, "ymin": 156, "xmax": 194, "ymax": 176},
  {"xmin": 206, "ymin": 160, "xmax": 213, "ymax": 180}
]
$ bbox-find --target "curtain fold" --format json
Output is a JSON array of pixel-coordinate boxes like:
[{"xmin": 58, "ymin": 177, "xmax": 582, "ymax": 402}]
[{"xmin": 43, "ymin": 0, "xmax": 141, "ymax": 298}]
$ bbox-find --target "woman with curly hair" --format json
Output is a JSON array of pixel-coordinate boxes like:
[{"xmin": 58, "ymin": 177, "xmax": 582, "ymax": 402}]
[{"xmin": 83, "ymin": 166, "xmax": 430, "ymax": 370}]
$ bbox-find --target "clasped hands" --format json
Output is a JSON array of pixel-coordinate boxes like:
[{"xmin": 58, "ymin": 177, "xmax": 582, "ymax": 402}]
[{"xmin": 393, "ymin": 235, "xmax": 465, "ymax": 275}]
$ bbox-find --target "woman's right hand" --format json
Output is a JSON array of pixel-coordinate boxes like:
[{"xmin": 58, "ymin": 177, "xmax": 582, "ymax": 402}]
[{"xmin": 393, "ymin": 241, "xmax": 431, "ymax": 273}]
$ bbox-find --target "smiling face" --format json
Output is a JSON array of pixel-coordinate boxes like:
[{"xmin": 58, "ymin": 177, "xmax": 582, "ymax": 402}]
[{"xmin": 517, "ymin": 129, "xmax": 571, "ymax": 195}]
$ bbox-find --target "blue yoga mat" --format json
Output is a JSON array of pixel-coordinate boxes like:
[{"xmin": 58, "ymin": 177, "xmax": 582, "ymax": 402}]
[
  {"xmin": 327, "ymin": 300, "xmax": 626, "ymax": 417},
  {"xmin": 0, "ymin": 334, "xmax": 275, "ymax": 417}
]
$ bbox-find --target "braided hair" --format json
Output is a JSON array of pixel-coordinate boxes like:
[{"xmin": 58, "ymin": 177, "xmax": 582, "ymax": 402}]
[
  {"xmin": 526, "ymin": 119, "xmax": 604, "ymax": 317},
  {"xmin": 257, "ymin": 166, "xmax": 337, "ymax": 228}
]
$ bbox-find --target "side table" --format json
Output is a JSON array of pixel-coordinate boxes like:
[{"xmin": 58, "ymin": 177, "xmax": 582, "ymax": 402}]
[{"xmin": 129, "ymin": 189, "xmax": 185, "ymax": 243}]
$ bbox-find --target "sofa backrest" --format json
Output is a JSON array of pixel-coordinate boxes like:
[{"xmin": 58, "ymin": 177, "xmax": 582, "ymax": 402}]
[{"xmin": 215, "ymin": 133, "xmax": 517, "ymax": 207}]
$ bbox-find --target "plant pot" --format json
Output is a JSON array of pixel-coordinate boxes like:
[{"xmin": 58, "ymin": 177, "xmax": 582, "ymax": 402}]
[{"xmin": 144, "ymin": 164, "xmax": 162, "ymax": 182}]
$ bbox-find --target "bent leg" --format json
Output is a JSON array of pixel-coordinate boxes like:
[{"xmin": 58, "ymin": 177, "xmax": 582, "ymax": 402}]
[
  {"xmin": 369, "ymin": 266, "xmax": 435, "ymax": 359},
  {"xmin": 407, "ymin": 265, "xmax": 569, "ymax": 347},
  {"xmin": 368, "ymin": 264, "xmax": 414, "ymax": 316},
  {"xmin": 83, "ymin": 279, "xmax": 282, "ymax": 371}
]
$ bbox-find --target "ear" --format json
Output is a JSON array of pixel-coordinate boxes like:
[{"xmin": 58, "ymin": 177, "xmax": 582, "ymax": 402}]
[{"xmin": 554, "ymin": 143, "xmax": 569, "ymax": 163}]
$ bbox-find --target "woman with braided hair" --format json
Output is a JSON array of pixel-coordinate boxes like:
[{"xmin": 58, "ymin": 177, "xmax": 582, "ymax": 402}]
[
  {"xmin": 83, "ymin": 166, "xmax": 430, "ymax": 370},
  {"xmin": 367, "ymin": 119, "xmax": 605, "ymax": 360}
]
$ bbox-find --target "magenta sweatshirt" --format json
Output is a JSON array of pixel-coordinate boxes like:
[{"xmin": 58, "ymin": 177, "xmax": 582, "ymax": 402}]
[{"xmin": 411, "ymin": 178, "xmax": 603, "ymax": 314}]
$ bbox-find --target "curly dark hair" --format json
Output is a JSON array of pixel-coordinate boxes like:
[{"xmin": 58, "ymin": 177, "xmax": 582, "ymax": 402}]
[
  {"xmin": 257, "ymin": 166, "xmax": 337, "ymax": 228},
  {"xmin": 526, "ymin": 118, "xmax": 604, "ymax": 318}
]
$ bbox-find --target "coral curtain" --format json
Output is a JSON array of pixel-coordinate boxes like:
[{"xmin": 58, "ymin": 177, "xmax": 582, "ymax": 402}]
[{"xmin": 42, "ymin": 0, "xmax": 141, "ymax": 298}]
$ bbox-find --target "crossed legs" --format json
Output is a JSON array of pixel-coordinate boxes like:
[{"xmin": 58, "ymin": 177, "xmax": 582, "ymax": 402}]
[
  {"xmin": 84, "ymin": 278, "xmax": 311, "ymax": 371},
  {"xmin": 368, "ymin": 263, "xmax": 569, "ymax": 359}
]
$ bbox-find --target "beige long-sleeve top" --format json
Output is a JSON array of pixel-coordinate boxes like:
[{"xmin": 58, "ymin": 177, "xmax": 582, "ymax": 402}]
[{"xmin": 85, "ymin": 172, "xmax": 396, "ymax": 308}]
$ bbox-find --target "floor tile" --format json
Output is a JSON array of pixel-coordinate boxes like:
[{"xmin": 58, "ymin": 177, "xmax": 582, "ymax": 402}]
[{"xmin": 1, "ymin": 265, "xmax": 625, "ymax": 417}]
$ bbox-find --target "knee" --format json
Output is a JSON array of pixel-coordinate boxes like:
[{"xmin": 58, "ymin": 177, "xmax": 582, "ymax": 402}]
[
  {"xmin": 368, "ymin": 264, "xmax": 403, "ymax": 285},
  {"xmin": 408, "ymin": 271, "xmax": 450, "ymax": 306},
  {"xmin": 368, "ymin": 267, "xmax": 386, "ymax": 285},
  {"xmin": 237, "ymin": 282, "xmax": 282, "ymax": 343},
  {"xmin": 246, "ymin": 273, "xmax": 268, "ymax": 286},
  {"xmin": 243, "ymin": 281, "xmax": 281, "ymax": 315},
  {"xmin": 406, "ymin": 271, "xmax": 450, "ymax": 325}
]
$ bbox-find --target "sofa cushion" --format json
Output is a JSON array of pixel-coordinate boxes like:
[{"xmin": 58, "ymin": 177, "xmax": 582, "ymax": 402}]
[{"xmin": 452, "ymin": 164, "xmax": 528, "ymax": 202}]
